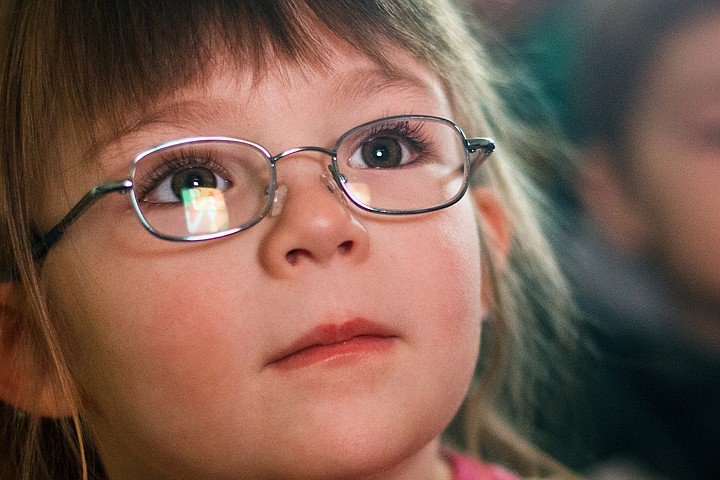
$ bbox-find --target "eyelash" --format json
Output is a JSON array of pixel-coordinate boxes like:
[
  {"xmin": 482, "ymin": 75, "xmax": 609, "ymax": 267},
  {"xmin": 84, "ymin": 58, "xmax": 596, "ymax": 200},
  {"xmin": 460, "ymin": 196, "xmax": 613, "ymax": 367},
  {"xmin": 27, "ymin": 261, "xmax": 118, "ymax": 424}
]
[{"xmin": 361, "ymin": 121, "xmax": 431, "ymax": 154}]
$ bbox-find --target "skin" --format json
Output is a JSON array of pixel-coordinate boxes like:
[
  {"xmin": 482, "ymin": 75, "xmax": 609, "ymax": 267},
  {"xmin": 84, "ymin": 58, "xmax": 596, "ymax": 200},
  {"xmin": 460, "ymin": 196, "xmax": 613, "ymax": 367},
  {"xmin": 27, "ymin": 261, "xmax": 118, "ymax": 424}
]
[
  {"xmin": 31, "ymin": 39, "xmax": 498, "ymax": 479},
  {"xmin": 582, "ymin": 11, "xmax": 720, "ymax": 348}
]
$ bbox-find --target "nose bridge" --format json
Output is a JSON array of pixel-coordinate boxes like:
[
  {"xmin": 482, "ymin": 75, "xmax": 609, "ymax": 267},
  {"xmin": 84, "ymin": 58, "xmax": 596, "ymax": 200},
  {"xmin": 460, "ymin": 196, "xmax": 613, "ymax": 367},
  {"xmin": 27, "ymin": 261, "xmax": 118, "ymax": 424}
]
[
  {"xmin": 268, "ymin": 145, "xmax": 347, "ymax": 217},
  {"xmin": 271, "ymin": 146, "xmax": 337, "ymax": 188}
]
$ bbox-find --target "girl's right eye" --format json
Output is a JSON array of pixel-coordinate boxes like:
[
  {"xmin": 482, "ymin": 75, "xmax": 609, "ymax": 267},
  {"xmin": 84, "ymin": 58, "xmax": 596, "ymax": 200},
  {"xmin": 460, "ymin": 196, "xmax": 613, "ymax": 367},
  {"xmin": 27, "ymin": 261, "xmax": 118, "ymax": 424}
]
[
  {"xmin": 138, "ymin": 159, "xmax": 233, "ymax": 204},
  {"xmin": 148, "ymin": 166, "xmax": 231, "ymax": 203}
]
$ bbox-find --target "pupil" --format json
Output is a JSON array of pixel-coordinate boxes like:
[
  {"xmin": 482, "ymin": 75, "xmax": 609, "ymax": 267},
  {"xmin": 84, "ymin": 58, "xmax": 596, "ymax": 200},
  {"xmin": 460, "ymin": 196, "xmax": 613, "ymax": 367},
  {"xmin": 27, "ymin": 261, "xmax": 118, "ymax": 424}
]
[
  {"xmin": 362, "ymin": 137, "xmax": 402, "ymax": 168},
  {"xmin": 172, "ymin": 167, "xmax": 217, "ymax": 198}
]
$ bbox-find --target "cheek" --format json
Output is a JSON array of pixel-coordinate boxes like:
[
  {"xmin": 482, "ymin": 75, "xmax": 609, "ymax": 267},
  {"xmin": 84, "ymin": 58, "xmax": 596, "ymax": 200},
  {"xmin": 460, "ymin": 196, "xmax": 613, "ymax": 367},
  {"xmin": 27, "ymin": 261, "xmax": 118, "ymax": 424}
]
[
  {"xmin": 390, "ymin": 198, "xmax": 483, "ymax": 394},
  {"xmin": 41, "ymin": 254, "xmax": 286, "ymax": 476},
  {"xmin": 41, "ymin": 247, "xmax": 266, "ymax": 432}
]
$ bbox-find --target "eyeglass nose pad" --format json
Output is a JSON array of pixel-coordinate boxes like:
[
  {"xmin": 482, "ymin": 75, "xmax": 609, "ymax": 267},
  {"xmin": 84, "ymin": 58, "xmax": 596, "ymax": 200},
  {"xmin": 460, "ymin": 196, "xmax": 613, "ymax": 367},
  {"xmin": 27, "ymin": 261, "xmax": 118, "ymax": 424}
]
[
  {"xmin": 321, "ymin": 173, "xmax": 348, "ymax": 207},
  {"xmin": 270, "ymin": 184, "xmax": 288, "ymax": 217}
]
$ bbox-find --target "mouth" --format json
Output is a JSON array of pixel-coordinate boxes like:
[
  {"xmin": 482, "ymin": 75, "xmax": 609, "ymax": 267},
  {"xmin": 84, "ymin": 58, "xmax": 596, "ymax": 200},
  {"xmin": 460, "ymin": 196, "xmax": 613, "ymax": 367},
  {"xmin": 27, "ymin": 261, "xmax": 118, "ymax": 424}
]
[{"xmin": 267, "ymin": 317, "xmax": 398, "ymax": 371}]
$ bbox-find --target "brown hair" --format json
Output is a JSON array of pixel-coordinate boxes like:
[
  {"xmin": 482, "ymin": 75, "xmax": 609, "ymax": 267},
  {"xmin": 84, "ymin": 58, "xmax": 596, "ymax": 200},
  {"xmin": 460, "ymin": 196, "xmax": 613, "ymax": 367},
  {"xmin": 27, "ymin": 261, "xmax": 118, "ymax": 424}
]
[{"xmin": 0, "ymin": 0, "xmax": 576, "ymax": 478}]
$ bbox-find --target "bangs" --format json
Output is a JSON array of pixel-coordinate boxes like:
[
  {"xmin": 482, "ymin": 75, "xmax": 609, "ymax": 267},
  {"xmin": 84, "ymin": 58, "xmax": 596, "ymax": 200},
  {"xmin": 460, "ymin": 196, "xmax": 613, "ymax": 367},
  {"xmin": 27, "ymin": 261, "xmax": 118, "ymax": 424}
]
[{"xmin": 16, "ymin": 0, "xmax": 471, "ymax": 153}]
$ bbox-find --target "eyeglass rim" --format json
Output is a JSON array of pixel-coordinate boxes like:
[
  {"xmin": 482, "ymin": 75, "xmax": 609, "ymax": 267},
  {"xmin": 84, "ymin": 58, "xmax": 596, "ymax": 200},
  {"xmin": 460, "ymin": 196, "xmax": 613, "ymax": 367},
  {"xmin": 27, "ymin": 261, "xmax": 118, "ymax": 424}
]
[
  {"xmin": 332, "ymin": 114, "xmax": 493, "ymax": 216},
  {"xmin": 25, "ymin": 114, "xmax": 495, "ymax": 265}
]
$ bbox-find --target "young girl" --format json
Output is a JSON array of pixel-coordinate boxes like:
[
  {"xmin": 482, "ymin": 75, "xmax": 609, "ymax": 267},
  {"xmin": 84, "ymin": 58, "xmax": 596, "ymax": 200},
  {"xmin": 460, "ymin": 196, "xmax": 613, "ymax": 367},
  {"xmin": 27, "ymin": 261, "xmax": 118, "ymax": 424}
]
[{"xmin": 0, "ymin": 0, "xmax": 575, "ymax": 478}]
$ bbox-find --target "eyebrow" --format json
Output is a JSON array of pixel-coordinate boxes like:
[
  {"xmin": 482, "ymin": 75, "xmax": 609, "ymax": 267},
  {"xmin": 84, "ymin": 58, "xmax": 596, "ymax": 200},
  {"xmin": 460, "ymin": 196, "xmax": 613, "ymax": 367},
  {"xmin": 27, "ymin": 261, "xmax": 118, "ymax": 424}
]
[
  {"xmin": 328, "ymin": 65, "xmax": 436, "ymax": 105},
  {"xmin": 119, "ymin": 98, "xmax": 237, "ymax": 142},
  {"xmin": 83, "ymin": 98, "xmax": 237, "ymax": 167}
]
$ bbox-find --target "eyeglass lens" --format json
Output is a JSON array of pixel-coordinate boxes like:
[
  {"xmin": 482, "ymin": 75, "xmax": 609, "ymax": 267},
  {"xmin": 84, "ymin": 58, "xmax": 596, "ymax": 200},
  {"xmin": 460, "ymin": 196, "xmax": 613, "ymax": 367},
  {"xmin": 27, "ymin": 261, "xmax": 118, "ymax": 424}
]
[{"xmin": 336, "ymin": 117, "xmax": 467, "ymax": 211}]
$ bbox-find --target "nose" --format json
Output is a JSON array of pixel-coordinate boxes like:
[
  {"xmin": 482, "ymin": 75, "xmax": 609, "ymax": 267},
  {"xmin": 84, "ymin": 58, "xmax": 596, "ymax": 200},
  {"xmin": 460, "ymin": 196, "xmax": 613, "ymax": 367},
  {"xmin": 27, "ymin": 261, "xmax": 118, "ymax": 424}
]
[{"xmin": 259, "ymin": 155, "xmax": 370, "ymax": 277}]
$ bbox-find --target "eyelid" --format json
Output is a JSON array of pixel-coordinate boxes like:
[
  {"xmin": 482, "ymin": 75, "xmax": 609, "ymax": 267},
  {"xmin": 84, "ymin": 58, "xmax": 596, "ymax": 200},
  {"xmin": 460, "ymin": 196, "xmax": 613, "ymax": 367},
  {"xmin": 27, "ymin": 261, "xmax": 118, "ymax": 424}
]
[{"xmin": 353, "ymin": 121, "xmax": 428, "ymax": 150}]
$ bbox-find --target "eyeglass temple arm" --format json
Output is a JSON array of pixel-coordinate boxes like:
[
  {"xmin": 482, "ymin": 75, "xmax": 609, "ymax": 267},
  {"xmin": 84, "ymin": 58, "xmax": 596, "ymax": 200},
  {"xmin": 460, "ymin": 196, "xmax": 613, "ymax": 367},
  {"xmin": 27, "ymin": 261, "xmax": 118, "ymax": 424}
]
[
  {"xmin": 0, "ymin": 180, "xmax": 132, "ymax": 281},
  {"xmin": 2, "ymin": 136, "xmax": 496, "ymax": 281},
  {"xmin": 31, "ymin": 179, "xmax": 133, "ymax": 261}
]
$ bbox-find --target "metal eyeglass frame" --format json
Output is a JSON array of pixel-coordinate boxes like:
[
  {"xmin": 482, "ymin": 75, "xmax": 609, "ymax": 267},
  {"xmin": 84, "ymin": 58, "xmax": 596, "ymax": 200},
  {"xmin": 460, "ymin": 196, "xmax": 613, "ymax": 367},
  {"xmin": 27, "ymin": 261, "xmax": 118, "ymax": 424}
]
[{"xmin": 29, "ymin": 114, "xmax": 495, "ymax": 262}]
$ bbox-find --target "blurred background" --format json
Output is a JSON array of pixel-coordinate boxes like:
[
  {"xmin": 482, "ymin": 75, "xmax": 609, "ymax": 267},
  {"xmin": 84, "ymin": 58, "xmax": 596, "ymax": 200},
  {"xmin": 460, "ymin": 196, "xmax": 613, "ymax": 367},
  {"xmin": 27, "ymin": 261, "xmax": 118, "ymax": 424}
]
[{"xmin": 454, "ymin": 1, "xmax": 720, "ymax": 479}]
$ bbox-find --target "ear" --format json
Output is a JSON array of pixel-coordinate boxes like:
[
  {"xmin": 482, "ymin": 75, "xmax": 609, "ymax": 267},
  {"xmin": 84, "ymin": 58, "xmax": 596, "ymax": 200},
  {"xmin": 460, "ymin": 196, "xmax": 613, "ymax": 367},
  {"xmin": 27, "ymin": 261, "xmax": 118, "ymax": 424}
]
[
  {"xmin": 0, "ymin": 282, "xmax": 71, "ymax": 417},
  {"xmin": 577, "ymin": 147, "xmax": 650, "ymax": 253},
  {"xmin": 471, "ymin": 187, "xmax": 512, "ymax": 309},
  {"xmin": 472, "ymin": 187, "xmax": 511, "ymax": 265}
]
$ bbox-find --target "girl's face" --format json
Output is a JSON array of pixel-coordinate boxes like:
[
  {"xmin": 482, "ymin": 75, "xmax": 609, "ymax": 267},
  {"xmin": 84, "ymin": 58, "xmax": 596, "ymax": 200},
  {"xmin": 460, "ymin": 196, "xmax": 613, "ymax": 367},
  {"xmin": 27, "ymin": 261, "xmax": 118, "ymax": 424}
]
[
  {"xmin": 38, "ymin": 41, "xmax": 486, "ymax": 479},
  {"xmin": 623, "ymin": 11, "xmax": 720, "ymax": 341}
]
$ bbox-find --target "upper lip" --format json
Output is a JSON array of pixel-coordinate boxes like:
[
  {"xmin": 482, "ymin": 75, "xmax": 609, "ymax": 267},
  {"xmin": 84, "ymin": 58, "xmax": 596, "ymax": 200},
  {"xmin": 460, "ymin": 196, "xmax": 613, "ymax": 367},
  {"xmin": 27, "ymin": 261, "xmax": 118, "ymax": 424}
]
[{"xmin": 267, "ymin": 317, "xmax": 398, "ymax": 366}]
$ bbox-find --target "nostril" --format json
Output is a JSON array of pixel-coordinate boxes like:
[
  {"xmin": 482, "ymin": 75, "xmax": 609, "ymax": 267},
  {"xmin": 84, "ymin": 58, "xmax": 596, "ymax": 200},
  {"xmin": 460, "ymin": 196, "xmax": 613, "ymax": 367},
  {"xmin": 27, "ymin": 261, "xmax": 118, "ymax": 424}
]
[
  {"xmin": 338, "ymin": 240, "xmax": 353, "ymax": 254},
  {"xmin": 286, "ymin": 242, "xmax": 353, "ymax": 265},
  {"xmin": 286, "ymin": 249, "xmax": 300, "ymax": 265}
]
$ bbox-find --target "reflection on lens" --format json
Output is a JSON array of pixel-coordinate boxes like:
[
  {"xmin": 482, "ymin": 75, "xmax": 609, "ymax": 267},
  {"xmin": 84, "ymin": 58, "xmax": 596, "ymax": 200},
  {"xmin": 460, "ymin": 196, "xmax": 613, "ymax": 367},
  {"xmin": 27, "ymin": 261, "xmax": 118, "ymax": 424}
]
[
  {"xmin": 345, "ymin": 182, "xmax": 372, "ymax": 205},
  {"xmin": 181, "ymin": 187, "xmax": 230, "ymax": 234}
]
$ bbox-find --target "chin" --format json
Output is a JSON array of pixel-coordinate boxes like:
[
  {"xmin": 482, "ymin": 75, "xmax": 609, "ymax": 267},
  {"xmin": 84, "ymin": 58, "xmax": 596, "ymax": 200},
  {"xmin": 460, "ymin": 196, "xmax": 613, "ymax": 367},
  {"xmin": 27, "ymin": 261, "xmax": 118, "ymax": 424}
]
[{"xmin": 255, "ymin": 407, "xmax": 447, "ymax": 480}]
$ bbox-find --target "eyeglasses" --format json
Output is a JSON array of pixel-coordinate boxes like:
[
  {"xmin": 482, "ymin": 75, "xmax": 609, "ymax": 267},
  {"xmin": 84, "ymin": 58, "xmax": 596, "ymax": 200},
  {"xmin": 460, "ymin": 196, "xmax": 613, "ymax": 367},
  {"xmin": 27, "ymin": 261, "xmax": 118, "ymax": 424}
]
[{"xmin": 32, "ymin": 114, "xmax": 494, "ymax": 260}]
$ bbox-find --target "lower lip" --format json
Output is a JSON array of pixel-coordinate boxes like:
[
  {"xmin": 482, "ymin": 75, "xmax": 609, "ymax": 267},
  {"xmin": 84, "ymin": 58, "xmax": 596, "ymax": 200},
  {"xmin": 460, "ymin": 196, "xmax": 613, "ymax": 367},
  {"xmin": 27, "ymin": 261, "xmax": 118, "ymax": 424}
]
[{"xmin": 269, "ymin": 335, "xmax": 396, "ymax": 371}]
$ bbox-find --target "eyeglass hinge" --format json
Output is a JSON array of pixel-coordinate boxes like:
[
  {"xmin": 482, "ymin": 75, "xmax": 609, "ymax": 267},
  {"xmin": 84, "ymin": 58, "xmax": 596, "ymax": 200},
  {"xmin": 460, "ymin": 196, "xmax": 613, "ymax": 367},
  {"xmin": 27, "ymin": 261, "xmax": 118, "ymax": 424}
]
[{"xmin": 466, "ymin": 138, "xmax": 495, "ymax": 154}]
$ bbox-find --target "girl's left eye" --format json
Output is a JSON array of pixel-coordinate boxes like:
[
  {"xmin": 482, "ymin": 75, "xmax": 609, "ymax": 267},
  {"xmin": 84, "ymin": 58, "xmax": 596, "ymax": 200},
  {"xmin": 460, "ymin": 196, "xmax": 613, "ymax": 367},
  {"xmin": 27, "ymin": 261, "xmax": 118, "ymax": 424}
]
[
  {"xmin": 347, "ymin": 135, "xmax": 419, "ymax": 169},
  {"xmin": 143, "ymin": 165, "xmax": 232, "ymax": 203}
]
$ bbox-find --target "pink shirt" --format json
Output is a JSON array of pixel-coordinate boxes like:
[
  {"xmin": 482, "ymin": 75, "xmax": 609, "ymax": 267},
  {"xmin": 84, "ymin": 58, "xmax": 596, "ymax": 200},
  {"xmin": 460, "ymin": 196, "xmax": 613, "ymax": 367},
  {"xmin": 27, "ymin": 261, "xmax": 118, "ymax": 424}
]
[{"xmin": 445, "ymin": 451, "xmax": 519, "ymax": 480}]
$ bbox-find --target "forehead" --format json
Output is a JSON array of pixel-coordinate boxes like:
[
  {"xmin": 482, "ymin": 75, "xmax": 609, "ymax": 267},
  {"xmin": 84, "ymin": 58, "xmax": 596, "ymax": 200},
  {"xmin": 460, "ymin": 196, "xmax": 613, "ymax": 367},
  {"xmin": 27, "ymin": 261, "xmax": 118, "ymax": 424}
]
[{"xmin": 123, "ymin": 43, "xmax": 447, "ymax": 130}]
